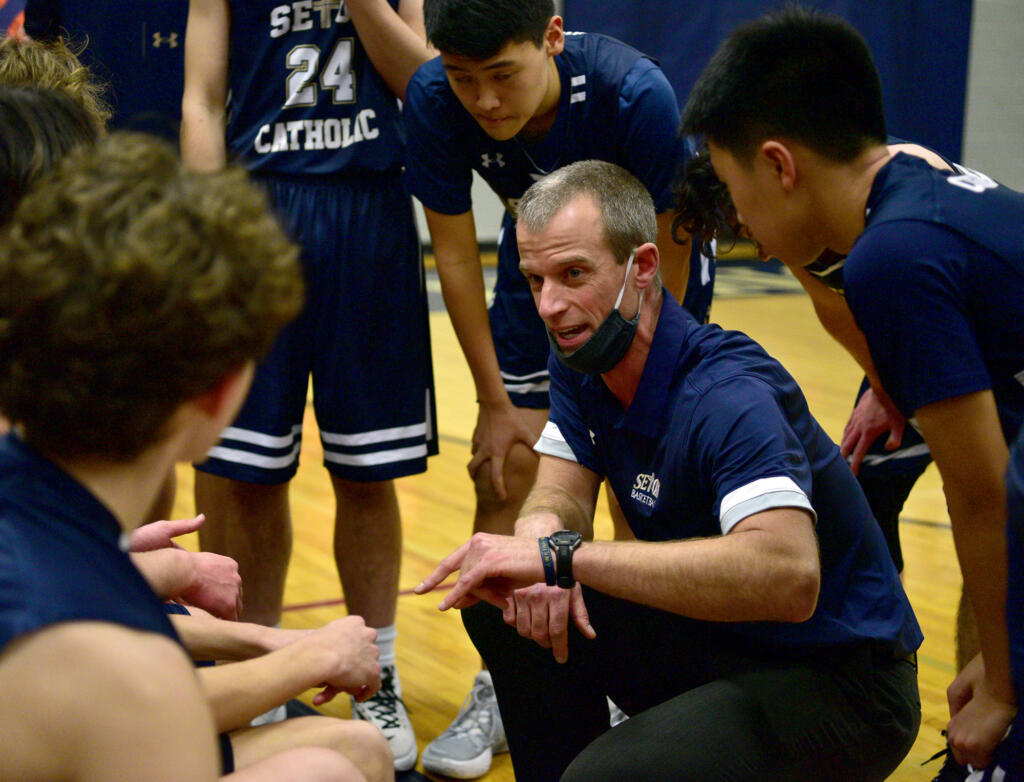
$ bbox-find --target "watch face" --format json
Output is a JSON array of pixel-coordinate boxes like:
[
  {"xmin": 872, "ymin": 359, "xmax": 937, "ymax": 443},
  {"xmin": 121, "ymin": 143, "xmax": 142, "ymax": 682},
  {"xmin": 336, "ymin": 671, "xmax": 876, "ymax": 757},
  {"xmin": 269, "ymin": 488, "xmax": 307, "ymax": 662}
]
[{"xmin": 551, "ymin": 530, "xmax": 582, "ymax": 548}]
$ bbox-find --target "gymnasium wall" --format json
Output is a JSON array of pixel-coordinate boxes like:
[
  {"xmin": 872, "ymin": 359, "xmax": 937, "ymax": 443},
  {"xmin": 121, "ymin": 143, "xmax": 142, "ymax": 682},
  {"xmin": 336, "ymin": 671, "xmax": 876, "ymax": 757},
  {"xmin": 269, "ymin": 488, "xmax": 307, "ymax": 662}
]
[{"xmin": 563, "ymin": 0, "xmax": 973, "ymax": 163}]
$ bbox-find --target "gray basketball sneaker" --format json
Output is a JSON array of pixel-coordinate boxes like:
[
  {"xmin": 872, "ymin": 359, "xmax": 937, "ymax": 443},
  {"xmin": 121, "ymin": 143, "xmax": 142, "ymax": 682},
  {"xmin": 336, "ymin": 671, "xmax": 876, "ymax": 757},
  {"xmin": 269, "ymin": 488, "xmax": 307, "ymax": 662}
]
[{"xmin": 422, "ymin": 671, "xmax": 509, "ymax": 779}]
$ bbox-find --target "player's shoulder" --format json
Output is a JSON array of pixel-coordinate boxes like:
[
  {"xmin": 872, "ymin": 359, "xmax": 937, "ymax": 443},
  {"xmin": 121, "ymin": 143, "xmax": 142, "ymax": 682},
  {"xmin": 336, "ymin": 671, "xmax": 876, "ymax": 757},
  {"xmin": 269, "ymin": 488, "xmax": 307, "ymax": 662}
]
[
  {"xmin": 561, "ymin": 30, "xmax": 653, "ymax": 79},
  {"xmin": 406, "ymin": 56, "xmax": 454, "ymax": 109},
  {"xmin": 0, "ymin": 622, "xmax": 205, "ymax": 779}
]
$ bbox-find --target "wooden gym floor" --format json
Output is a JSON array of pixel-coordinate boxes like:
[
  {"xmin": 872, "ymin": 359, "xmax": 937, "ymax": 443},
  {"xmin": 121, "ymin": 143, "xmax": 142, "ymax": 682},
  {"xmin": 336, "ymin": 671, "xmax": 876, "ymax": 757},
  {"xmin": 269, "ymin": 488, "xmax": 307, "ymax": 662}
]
[{"xmin": 171, "ymin": 259, "xmax": 958, "ymax": 781}]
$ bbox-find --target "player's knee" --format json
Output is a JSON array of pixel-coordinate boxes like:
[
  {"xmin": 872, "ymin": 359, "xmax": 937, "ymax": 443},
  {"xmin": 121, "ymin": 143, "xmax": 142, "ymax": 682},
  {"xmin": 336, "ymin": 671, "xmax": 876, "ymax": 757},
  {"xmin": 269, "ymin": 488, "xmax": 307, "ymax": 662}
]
[
  {"xmin": 473, "ymin": 442, "xmax": 538, "ymax": 504},
  {"xmin": 273, "ymin": 746, "xmax": 366, "ymax": 782},
  {"xmin": 328, "ymin": 720, "xmax": 392, "ymax": 782},
  {"xmin": 331, "ymin": 475, "xmax": 396, "ymax": 507}
]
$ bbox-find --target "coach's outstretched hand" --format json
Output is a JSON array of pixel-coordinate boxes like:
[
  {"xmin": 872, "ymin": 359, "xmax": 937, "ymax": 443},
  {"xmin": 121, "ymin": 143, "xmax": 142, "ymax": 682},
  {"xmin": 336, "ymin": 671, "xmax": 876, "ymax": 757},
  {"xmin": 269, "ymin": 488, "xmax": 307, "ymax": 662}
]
[{"xmin": 415, "ymin": 532, "xmax": 596, "ymax": 661}]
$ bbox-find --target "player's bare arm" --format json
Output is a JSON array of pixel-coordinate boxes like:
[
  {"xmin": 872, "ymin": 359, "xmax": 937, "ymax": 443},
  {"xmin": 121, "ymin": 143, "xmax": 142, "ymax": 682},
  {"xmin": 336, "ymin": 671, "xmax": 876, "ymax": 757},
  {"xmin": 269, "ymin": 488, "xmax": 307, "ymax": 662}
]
[
  {"xmin": 0, "ymin": 622, "xmax": 221, "ymax": 781},
  {"xmin": 131, "ymin": 547, "xmax": 243, "ymax": 620},
  {"xmin": 196, "ymin": 616, "xmax": 381, "ymax": 732},
  {"xmin": 424, "ymin": 206, "xmax": 539, "ymax": 498},
  {"xmin": 181, "ymin": 0, "xmax": 230, "ymax": 171},
  {"xmin": 916, "ymin": 390, "xmax": 1016, "ymax": 767},
  {"xmin": 655, "ymin": 211, "xmax": 691, "ymax": 304},
  {"xmin": 346, "ymin": 0, "xmax": 433, "ymax": 99},
  {"xmin": 169, "ymin": 608, "xmax": 311, "ymax": 661}
]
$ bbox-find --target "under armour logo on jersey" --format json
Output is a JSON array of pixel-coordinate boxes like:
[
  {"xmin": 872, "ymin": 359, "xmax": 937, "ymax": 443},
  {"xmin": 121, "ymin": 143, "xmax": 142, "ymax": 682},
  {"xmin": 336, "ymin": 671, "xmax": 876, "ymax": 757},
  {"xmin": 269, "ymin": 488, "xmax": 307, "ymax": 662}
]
[
  {"xmin": 481, "ymin": 153, "xmax": 505, "ymax": 168},
  {"xmin": 589, "ymin": 430, "xmax": 596, "ymax": 445},
  {"xmin": 151, "ymin": 31, "xmax": 180, "ymax": 48}
]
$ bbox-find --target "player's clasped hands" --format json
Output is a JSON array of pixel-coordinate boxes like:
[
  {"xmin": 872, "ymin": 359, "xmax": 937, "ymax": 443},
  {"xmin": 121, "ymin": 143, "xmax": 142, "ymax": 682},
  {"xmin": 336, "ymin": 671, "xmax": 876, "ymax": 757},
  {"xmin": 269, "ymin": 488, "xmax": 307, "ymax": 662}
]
[{"xmin": 303, "ymin": 616, "xmax": 382, "ymax": 706}]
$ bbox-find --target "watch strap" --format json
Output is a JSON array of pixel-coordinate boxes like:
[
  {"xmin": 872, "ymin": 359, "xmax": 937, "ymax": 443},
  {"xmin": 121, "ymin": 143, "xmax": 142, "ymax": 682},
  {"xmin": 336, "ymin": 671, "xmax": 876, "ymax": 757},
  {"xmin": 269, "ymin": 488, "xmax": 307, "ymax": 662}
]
[{"xmin": 554, "ymin": 539, "xmax": 575, "ymax": 589}]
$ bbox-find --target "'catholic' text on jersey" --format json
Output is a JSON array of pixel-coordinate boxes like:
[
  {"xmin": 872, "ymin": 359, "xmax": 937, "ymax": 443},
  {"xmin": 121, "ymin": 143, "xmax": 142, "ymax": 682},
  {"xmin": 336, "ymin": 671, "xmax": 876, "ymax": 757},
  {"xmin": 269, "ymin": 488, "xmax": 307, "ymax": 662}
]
[{"xmin": 225, "ymin": 0, "xmax": 404, "ymax": 176}]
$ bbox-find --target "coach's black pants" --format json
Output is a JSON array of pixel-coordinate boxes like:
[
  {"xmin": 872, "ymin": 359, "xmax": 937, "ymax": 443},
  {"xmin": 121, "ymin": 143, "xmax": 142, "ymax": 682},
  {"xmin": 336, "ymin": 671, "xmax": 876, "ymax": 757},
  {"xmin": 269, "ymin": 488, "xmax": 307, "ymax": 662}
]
[{"xmin": 463, "ymin": 588, "xmax": 919, "ymax": 782}]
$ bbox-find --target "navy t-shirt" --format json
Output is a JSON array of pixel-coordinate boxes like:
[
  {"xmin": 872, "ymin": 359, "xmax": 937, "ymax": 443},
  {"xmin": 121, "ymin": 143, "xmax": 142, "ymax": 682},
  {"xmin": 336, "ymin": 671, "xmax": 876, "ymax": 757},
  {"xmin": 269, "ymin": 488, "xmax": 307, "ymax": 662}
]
[
  {"xmin": 536, "ymin": 294, "xmax": 922, "ymax": 655},
  {"xmin": 225, "ymin": 0, "xmax": 405, "ymax": 176},
  {"xmin": 0, "ymin": 433, "xmax": 178, "ymax": 650},
  {"xmin": 844, "ymin": 154, "xmax": 1024, "ymax": 441},
  {"xmin": 404, "ymin": 31, "xmax": 683, "ymax": 216},
  {"xmin": 403, "ymin": 30, "xmax": 713, "ymax": 322}
]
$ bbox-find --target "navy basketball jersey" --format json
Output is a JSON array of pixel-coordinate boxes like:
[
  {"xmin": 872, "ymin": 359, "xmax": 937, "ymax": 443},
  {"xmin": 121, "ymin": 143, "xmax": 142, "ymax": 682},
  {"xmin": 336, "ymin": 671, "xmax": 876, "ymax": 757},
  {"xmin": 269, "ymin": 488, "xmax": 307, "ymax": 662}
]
[
  {"xmin": 803, "ymin": 140, "xmax": 964, "ymax": 295},
  {"xmin": 404, "ymin": 31, "xmax": 684, "ymax": 216},
  {"xmin": 23, "ymin": 0, "xmax": 186, "ymax": 137},
  {"xmin": 844, "ymin": 153, "xmax": 1024, "ymax": 439},
  {"xmin": 0, "ymin": 434, "xmax": 179, "ymax": 650},
  {"xmin": 225, "ymin": 0, "xmax": 404, "ymax": 176}
]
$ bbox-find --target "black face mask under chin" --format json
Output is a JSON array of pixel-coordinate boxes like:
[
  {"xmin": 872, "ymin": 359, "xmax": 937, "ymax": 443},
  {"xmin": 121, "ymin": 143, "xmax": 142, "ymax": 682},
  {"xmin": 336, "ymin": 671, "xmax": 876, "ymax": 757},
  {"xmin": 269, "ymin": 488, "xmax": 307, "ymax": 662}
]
[{"xmin": 547, "ymin": 251, "xmax": 642, "ymax": 375}]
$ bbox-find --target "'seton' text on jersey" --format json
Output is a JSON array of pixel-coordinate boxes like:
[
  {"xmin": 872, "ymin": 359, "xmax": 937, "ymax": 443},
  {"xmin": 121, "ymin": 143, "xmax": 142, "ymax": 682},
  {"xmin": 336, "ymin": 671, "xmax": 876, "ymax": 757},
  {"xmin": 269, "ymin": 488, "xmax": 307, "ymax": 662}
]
[
  {"xmin": 270, "ymin": 1, "xmax": 350, "ymax": 36},
  {"xmin": 254, "ymin": 109, "xmax": 379, "ymax": 154}
]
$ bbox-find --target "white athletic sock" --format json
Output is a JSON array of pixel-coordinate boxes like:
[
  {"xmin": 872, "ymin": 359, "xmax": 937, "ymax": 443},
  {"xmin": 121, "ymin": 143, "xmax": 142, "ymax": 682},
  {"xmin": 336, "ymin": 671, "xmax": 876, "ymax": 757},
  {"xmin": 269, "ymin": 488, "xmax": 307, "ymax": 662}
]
[{"xmin": 374, "ymin": 623, "xmax": 397, "ymax": 669}]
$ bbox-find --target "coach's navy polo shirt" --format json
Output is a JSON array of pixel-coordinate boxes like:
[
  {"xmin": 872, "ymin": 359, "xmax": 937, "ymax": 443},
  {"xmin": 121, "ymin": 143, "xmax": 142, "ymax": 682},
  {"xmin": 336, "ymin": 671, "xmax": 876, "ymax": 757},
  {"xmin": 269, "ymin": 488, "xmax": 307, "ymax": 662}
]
[
  {"xmin": 537, "ymin": 294, "xmax": 922, "ymax": 655},
  {"xmin": 0, "ymin": 433, "xmax": 178, "ymax": 650}
]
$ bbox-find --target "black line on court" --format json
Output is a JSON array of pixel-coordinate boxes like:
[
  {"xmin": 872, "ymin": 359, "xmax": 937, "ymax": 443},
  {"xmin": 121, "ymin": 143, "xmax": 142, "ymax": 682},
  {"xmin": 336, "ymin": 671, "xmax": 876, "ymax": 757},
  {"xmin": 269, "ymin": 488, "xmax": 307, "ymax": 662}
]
[{"xmin": 899, "ymin": 516, "xmax": 951, "ymax": 530}]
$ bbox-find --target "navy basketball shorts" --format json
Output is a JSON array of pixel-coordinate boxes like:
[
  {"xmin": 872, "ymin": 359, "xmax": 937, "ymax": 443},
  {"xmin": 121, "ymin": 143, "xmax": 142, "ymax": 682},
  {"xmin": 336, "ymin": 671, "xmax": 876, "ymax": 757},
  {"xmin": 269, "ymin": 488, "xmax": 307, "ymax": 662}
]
[
  {"xmin": 196, "ymin": 172, "xmax": 437, "ymax": 485},
  {"xmin": 489, "ymin": 213, "xmax": 552, "ymax": 410}
]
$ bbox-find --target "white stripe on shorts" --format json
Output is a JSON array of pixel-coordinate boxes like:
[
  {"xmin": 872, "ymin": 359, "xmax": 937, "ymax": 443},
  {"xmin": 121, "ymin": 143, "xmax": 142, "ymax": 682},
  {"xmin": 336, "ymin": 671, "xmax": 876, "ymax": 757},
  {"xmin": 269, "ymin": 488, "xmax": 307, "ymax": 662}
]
[
  {"xmin": 501, "ymin": 369, "xmax": 550, "ymax": 396},
  {"xmin": 323, "ymin": 444, "xmax": 429, "ymax": 467},
  {"xmin": 320, "ymin": 423, "xmax": 427, "ymax": 447},
  {"xmin": 217, "ymin": 424, "xmax": 302, "ymax": 449},
  {"xmin": 205, "ymin": 443, "xmax": 302, "ymax": 470},
  {"xmin": 505, "ymin": 380, "xmax": 551, "ymax": 394}
]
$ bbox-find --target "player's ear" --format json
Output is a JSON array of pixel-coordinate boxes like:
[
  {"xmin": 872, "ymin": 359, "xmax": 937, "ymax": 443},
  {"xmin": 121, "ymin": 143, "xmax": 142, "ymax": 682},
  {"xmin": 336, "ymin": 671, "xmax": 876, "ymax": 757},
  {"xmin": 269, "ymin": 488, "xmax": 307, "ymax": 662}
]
[
  {"xmin": 760, "ymin": 140, "xmax": 797, "ymax": 192},
  {"xmin": 193, "ymin": 362, "xmax": 254, "ymax": 421},
  {"xmin": 544, "ymin": 16, "xmax": 565, "ymax": 56},
  {"xmin": 634, "ymin": 242, "xmax": 659, "ymax": 290}
]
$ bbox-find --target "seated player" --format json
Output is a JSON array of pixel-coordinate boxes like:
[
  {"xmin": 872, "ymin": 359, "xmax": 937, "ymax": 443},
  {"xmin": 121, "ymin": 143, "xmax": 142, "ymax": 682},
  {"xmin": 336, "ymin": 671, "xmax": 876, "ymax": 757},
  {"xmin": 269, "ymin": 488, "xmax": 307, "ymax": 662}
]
[{"xmin": 0, "ymin": 130, "xmax": 390, "ymax": 781}]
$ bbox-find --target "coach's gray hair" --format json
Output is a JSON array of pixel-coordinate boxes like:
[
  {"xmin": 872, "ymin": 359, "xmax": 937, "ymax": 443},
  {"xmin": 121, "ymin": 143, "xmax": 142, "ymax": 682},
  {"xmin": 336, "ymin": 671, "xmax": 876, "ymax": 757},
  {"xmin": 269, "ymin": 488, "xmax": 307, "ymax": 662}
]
[{"xmin": 517, "ymin": 160, "xmax": 658, "ymax": 263}]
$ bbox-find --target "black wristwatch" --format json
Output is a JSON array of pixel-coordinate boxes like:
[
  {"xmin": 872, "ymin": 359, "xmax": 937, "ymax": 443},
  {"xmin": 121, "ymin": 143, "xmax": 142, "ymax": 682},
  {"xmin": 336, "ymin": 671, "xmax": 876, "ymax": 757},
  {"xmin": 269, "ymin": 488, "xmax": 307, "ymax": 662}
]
[{"xmin": 548, "ymin": 530, "xmax": 583, "ymax": 589}]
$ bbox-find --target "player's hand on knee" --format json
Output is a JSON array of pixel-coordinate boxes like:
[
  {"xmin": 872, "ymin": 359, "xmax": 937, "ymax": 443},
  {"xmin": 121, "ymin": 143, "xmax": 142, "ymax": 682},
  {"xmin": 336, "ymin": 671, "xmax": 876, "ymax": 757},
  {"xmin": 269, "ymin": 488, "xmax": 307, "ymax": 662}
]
[
  {"xmin": 469, "ymin": 401, "xmax": 541, "ymax": 500},
  {"xmin": 840, "ymin": 387, "xmax": 905, "ymax": 475},
  {"xmin": 946, "ymin": 654, "xmax": 1016, "ymax": 769}
]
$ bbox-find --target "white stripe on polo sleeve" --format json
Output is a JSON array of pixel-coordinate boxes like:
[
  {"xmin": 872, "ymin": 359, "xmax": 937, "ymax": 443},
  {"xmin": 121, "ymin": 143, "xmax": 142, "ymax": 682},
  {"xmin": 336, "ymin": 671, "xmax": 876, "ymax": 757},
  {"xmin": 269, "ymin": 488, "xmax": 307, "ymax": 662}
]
[
  {"xmin": 534, "ymin": 420, "xmax": 578, "ymax": 463},
  {"xmin": 719, "ymin": 476, "xmax": 816, "ymax": 534}
]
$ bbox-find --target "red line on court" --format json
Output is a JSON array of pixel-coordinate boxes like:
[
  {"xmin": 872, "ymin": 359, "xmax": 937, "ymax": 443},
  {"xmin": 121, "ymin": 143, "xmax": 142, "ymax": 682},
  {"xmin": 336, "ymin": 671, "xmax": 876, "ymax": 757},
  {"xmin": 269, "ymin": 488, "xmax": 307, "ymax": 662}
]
[{"xmin": 282, "ymin": 582, "xmax": 455, "ymax": 613}]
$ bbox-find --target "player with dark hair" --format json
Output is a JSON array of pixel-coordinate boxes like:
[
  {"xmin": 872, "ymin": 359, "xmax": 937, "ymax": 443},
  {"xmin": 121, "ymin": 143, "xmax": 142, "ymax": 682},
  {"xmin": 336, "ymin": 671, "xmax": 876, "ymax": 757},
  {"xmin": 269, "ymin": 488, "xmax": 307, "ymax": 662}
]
[
  {"xmin": 682, "ymin": 6, "xmax": 1024, "ymax": 774},
  {"xmin": 181, "ymin": 1, "xmax": 435, "ymax": 766},
  {"xmin": 0, "ymin": 84, "xmax": 95, "ymax": 224}
]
